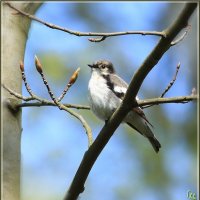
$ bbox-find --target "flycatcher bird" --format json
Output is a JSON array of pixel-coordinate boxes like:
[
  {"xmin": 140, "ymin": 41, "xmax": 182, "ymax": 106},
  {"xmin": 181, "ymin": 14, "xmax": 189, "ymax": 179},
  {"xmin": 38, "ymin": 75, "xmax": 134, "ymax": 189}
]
[{"xmin": 88, "ymin": 60, "xmax": 161, "ymax": 153}]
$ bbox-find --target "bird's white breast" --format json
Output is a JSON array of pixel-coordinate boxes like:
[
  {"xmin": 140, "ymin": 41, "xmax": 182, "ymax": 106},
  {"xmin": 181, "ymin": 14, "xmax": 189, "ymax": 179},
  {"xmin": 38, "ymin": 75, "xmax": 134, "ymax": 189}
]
[{"xmin": 88, "ymin": 71, "xmax": 121, "ymax": 120}]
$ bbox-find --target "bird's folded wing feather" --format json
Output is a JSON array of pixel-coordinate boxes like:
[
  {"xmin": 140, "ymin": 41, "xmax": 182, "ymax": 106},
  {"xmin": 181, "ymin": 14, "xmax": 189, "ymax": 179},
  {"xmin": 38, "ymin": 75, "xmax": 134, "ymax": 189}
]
[
  {"xmin": 106, "ymin": 73, "xmax": 128, "ymax": 99},
  {"xmin": 107, "ymin": 74, "xmax": 153, "ymax": 127}
]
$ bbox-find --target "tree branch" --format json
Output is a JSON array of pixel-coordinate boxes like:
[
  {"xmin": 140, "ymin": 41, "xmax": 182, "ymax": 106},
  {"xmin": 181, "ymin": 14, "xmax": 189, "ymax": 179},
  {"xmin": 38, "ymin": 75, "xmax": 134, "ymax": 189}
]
[
  {"xmin": 143, "ymin": 62, "xmax": 182, "ymax": 109},
  {"xmin": 17, "ymin": 102, "xmax": 90, "ymax": 110},
  {"xmin": 3, "ymin": 83, "xmax": 197, "ymax": 111},
  {"xmin": 3, "ymin": 55, "xmax": 94, "ymax": 147},
  {"xmin": 2, "ymin": 84, "xmax": 35, "ymax": 101},
  {"xmin": 2, "ymin": 83, "xmax": 93, "ymax": 147},
  {"xmin": 6, "ymin": 2, "xmax": 167, "ymax": 42},
  {"xmin": 138, "ymin": 95, "xmax": 197, "ymax": 107},
  {"xmin": 34, "ymin": 56, "xmax": 93, "ymax": 146},
  {"xmin": 13, "ymin": 95, "xmax": 198, "ymax": 109},
  {"xmin": 64, "ymin": 3, "xmax": 197, "ymax": 200}
]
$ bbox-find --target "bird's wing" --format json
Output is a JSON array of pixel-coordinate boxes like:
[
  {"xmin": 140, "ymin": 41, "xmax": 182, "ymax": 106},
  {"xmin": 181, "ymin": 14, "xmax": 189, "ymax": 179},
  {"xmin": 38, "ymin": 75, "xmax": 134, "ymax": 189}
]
[
  {"xmin": 103, "ymin": 73, "xmax": 128, "ymax": 99},
  {"xmin": 106, "ymin": 74, "xmax": 153, "ymax": 127},
  {"xmin": 133, "ymin": 107, "xmax": 154, "ymax": 127}
]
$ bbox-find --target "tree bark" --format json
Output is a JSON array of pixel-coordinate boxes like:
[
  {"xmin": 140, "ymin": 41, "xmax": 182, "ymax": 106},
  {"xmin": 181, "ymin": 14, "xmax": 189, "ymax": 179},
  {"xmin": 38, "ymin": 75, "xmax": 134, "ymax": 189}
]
[{"xmin": 2, "ymin": 2, "xmax": 41, "ymax": 200}]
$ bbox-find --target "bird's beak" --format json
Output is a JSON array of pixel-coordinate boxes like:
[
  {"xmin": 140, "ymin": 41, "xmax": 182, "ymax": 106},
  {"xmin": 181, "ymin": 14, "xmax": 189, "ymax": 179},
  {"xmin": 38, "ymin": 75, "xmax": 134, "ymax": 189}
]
[
  {"xmin": 88, "ymin": 64, "xmax": 98, "ymax": 69},
  {"xmin": 88, "ymin": 64, "xmax": 93, "ymax": 68}
]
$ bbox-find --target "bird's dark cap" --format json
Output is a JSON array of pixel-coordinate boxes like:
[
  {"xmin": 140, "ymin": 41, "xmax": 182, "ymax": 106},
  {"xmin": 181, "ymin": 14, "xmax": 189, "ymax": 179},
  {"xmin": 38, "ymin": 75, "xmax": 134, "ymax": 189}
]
[{"xmin": 88, "ymin": 60, "xmax": 115, "ymax": 73}]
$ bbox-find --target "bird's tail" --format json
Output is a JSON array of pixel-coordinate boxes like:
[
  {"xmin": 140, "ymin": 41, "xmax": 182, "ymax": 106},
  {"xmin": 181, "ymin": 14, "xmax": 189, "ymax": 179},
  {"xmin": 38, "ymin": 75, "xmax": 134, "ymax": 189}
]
[
  {"xmin": 147, "ymin": 136, "xmax": 161, "ymax": 153},
  {"xmin": 126, "ymin": 108, "xmax": 161, "ymax": 153},
  {"xmin": 127, "ymin": 122, "xmax": 161, "ymax": 153}
]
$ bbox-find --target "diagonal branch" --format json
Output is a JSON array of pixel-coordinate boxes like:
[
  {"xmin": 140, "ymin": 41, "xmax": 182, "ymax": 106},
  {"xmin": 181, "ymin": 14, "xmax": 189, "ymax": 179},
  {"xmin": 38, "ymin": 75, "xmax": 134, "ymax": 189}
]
[{"xmin": 64, "ymin": 3, "xmax": 197, "ymax": 200}]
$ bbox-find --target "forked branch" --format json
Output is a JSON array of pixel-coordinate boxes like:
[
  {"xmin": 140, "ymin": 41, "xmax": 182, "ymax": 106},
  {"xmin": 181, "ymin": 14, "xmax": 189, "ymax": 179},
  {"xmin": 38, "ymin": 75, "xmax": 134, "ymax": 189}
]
[{"xmin": 3, "ymin": 58, "xmax": 93, "ymax": 147}]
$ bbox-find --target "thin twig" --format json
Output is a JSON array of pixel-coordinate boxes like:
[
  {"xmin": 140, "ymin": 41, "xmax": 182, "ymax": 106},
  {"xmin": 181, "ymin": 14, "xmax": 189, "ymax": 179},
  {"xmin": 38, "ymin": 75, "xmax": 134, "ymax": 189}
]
[
  {"xmin": 6, "ymin": 2, "xmax": 165, "ymax": 42},
  {"xmin": 142, "ymin": 62, "xmax": 181, "ymax": 109},
  {"xmin": 4, "ymin": 56, "xmax": 93, "ymax": 146},
  {"xmin": 6, "ymin": 2, "xmax": 189, "ymax": 44},
  {"xmin": 7, "ymin": 61, "xmax": 52, "ymax": 104},
  {"xmin": 88, "ymin": 36, "xmax": 107, "ymax": 42},
  {"xmin": 138, "ymin": 95, "xmax": 197, "ymax": 107},
  {"xmin": 2, "ymin": 84, "xmax": 34, "ymax": 101},
  {"xmin": 171, "ymin": 25, "xmax": 191, "ymax": 46},
  {"xmin": 15, "ymin": 95, "xmax": 197, "ymax": 109},
  {"xmin": 20, "ymin": 61, "xmax": 35, "ymax": 97},
  {"xmin": 35, "ymin": 55, "xmax": 61, "ymax": 107},
  {"xmin": 160, "ymin": 62, "xmax": 181, "ymax": 98},
  {"xmin": 2, "ymin": 83, "xmax": 61, "ymax": 105},
  {"xmin": 3, "ymin": 82, "xmax": 93, "ymax": 146},
  {"xmin": 3, "ymin": 83, "xmax": 197, "ymax": 109},
  {"xmin": 191, "ymin": 87, "xmax": 197, "ymax": 96},
  {"xmin": 55, "ymin": 102, "xmax": 93, "ymax": 147},
  {"xmin": 3, "ymin": 83, "xmax": 90, "ymax": 109},
  {"xmin": 58, "ymin": 68, "xmax": 80, "ymax": 102},
  {"xmin": 34, "ymin": 56, "xmax": 93, "ymax": 146},
  {"xmin": 17, "ymin": 102, "xmax": 90, "ymax": 110},
  {"xmin": 40, "ymin": 71, "xmax": 60, "ymax": 105}
]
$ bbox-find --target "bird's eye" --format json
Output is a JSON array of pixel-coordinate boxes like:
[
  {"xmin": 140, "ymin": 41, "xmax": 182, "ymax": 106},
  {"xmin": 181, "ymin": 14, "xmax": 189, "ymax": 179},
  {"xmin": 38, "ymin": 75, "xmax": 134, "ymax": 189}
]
[{"xmin": 101, "ymin": 65, "xmax": 105, "ymax": 69}]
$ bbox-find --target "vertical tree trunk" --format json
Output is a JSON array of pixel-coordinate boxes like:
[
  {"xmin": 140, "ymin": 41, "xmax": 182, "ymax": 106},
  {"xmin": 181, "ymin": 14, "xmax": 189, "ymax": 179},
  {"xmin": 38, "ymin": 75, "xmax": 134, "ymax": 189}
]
[{"xmin": 2, "ymin": 3, "xmax": 41, "ymax": 200}]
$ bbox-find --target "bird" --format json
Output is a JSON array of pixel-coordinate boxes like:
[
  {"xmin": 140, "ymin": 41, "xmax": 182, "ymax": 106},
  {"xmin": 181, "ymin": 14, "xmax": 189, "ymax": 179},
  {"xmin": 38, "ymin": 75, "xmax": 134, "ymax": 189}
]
[{"xmin": 88, "ymin": 60, "xmax": 161, "ymax": 153}]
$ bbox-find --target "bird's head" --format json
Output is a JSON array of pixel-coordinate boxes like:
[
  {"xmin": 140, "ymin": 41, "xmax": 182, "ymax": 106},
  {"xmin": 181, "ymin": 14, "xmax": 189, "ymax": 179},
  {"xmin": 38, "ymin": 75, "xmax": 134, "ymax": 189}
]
[{"xmin": 88, "ymin": 60, "xmax": 115, "ymax": 75}]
